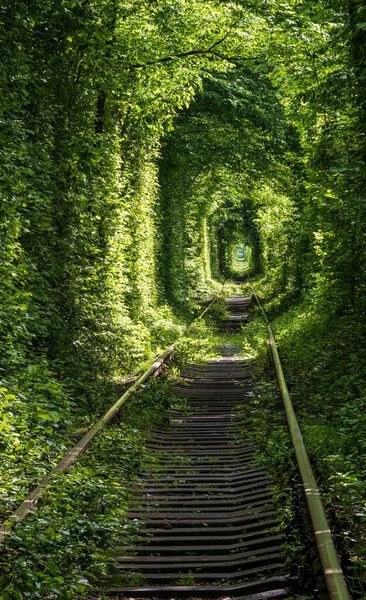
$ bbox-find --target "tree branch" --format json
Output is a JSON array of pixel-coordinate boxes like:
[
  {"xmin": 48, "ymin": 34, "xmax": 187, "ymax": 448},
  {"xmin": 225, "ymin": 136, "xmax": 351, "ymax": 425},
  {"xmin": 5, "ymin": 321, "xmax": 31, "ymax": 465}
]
[
  {"xmin": 206, "ymin": 30, "xmax": 232, "ymax": 52},
  {"xmin": 131, "ymin": 31, "xmax": 261, "ymax": 69},
  {"xmin": 131, "ymin": 50, "xmax": 260, "ymax": 69}
]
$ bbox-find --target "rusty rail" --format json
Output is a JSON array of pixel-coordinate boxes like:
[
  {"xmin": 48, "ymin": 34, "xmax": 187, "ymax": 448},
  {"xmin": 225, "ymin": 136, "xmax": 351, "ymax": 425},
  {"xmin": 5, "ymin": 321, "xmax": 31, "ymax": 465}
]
[
  {"xmin": 249, "ymin": 283, "xmax": 351, "ymax": 600},
  {"xmin": 0, "ymin": 285, "xmax": 224, "ymax": 542}
]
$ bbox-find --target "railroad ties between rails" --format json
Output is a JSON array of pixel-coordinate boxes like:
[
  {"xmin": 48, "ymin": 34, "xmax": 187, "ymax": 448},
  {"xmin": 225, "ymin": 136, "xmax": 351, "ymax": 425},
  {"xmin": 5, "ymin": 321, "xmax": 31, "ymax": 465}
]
[{"xmin": 106, "ymin": 294, "xmax": 289, "ymax": 600}]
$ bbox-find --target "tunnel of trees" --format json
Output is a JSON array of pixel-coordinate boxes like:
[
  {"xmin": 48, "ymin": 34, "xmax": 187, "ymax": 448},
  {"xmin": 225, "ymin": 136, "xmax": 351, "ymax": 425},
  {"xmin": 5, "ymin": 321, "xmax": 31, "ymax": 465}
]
[{"xmin": 0, "ymin": 0, "xmax": 365, "ymax": 597}]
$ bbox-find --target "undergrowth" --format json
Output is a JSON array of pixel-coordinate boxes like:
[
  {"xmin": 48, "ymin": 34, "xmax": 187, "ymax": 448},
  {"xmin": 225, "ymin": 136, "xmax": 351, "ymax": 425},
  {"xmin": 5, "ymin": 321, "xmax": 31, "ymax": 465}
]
[
  {"xmin": 0, "ymin": 291, "xmax": 227, "ymax": 600},
  {"xmin": 245, "ymin": 278, "xmax": 366, "ymax": 598},
  {"xmin": 0, "ymin": 294, "xmax": 212, "ymax": 525},
  {"xmin": 0, "ymin": 364, "xmax": 80, "ymax": 521},
  {"xmin": 0, "ymin": 379, "xmax": 173, "ymax": 599}
]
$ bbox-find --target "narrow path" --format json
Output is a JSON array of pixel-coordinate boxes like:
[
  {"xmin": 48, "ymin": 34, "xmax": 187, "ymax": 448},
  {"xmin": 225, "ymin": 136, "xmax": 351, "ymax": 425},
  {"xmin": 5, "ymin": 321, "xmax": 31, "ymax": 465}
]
[{"xmin": 107, "ymin": 296, "xmax": 288, "ymax": 599}]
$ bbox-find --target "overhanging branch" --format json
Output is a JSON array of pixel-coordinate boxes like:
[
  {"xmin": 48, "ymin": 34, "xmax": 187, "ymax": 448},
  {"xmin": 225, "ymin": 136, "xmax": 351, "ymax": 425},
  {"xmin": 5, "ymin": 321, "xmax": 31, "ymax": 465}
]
[
  {"xmin": 131, "ymin": 31, "xmax": 261, "ymax": 69},
  {"xmin": 131, "ymin": 50, "xmax": 260, "ymax": 69}
]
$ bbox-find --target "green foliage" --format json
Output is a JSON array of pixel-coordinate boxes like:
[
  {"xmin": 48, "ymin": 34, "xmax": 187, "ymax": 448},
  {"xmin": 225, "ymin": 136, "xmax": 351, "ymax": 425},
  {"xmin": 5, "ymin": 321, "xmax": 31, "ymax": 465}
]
[
  {"xmin": 0, "ymin": 0, "xmax": 253, "ymax": 531},
  {"xmin": 0, "ymin": 365, "xmax": 76, "ymax": 519},
  {"xmin": 0, "ymin": 0, "xmax": 263, "ymax": 401},
  {"xmin": 158, "ymin": 63, "xmax": 292, "ymax": 292},
  {"xmin": 247, "ymin": 288, "xmax": 366, "ymax": 597},
  {"xmin": 1, "ymin": 0, "xmax": 366, "ymax": 596},
  {"xmin": 0, "ymin": 379, "xmax": 173, "ymax": 599}
]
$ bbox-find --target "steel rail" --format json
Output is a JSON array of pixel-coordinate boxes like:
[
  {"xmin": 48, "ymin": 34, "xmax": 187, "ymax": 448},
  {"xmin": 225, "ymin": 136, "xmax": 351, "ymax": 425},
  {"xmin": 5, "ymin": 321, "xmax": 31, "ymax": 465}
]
[
  {"xmin": 0, "ymin": 284, "xmax": 225, "ymax": 542},
  {"xmin": 249, "ymin": 282, "xmax": 351, "ymax": 600}
]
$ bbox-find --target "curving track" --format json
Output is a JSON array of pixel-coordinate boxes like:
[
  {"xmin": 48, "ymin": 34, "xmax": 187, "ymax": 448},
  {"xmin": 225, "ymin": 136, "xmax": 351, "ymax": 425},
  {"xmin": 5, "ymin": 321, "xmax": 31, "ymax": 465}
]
[{"xmin": 107, "ymin": 296, "xmax": 289, "ymax": 599}]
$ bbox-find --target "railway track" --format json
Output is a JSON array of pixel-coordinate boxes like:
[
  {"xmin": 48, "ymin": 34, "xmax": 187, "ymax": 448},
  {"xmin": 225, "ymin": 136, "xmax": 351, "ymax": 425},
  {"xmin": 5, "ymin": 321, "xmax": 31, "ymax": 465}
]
[
  {"xmin": 1, "ymin": 284, "xmax": 349, "ymax": 599},
  {"xmin": 107, "ymin": 295, "xmax": 289, "ymax": 598}
]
